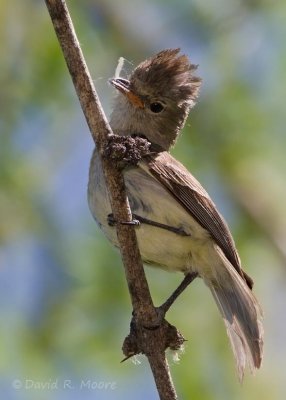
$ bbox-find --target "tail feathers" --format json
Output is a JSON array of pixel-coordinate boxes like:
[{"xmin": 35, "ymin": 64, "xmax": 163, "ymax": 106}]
[{"xmin": 206, "ymin": 248, "xmax": 263, "ymax": 382}]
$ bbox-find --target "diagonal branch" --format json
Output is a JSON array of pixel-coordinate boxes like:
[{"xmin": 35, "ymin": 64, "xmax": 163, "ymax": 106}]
[{"xmin": 44, "ymin": 1, "xmax": 181, "ymax": 399}]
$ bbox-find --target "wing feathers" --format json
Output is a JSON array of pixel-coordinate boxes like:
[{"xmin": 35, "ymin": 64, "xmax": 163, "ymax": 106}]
[{"xmin": 141, "ymin": 151, "xmax": 249, "ymax": 285}]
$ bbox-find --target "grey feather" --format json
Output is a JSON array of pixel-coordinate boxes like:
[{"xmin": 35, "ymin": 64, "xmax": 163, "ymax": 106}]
[{"xmin": 208, "ymin": 246, "xmax": 263, "ymax": 382}]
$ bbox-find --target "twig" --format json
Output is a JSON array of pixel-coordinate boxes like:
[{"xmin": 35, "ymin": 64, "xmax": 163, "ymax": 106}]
[{"xmin": 44, "ymin": 1, "xmax": 180, "ymax": 399}]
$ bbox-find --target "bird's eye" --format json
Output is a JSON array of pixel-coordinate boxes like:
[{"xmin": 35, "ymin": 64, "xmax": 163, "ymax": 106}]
[{"xmin": 150, "ymin": 102, "xmax": 164, "ymax": 113}]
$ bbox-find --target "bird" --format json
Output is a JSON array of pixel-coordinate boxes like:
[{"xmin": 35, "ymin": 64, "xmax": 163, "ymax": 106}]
[{"xmin": 88, "ymin": 48, "xmax": 263, "ymax": 381}]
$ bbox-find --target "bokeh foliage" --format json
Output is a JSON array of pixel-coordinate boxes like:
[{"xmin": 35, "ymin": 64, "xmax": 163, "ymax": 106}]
[{"xmin": 1, "ymin": 0, "xmax": 286, "ymax": 399}]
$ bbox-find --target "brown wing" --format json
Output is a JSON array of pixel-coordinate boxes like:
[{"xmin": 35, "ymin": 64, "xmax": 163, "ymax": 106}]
[{"xmin": 140, "ymin": 151, "xmax": 253, "ymax": 287}]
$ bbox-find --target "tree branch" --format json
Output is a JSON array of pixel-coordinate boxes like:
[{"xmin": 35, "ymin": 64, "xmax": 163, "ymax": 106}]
[{"xmin": 44, "ymin": 1, "xmax": 181, "ymax": 399}]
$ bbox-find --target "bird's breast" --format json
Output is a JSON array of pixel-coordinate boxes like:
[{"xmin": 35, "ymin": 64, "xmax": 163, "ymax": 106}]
[{"xmin": 88, "ymin": 150, "xmax": 211, "ymax": 272}]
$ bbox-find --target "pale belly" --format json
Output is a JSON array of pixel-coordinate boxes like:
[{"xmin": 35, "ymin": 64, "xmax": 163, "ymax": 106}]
[{"xmin": 88, "ymin": 151, "xmax": 212, "ymax": 273}]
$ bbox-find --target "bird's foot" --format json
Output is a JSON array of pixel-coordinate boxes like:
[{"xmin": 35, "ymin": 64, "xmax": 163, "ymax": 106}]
[
  {"xmin": 107, "ymin": 213, "xmax": 140, "ymax": 227},
  {"xmin": 121, "ymin": 312, "xmax": 186, "ymax": 362}
]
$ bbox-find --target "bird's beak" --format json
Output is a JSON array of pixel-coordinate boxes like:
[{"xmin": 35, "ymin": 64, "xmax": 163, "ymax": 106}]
[{"xmin": 109, "ymin": 78, "xmax": 144, "ymax": 109}]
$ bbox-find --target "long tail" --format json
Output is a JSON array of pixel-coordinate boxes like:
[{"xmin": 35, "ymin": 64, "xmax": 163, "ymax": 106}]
[{"xmin": 203, "ymin": 246, "xmax": 264, "ymax": 382}]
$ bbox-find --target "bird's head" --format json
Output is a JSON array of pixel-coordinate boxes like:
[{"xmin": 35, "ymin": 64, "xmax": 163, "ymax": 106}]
[{"xmin": 109, "ymin": 49, "xmax": 202, "ymax": 150}]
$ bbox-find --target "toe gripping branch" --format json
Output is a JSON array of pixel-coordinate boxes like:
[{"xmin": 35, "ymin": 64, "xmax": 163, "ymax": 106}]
[
  {"xmin": 121, "ymin": 315, "xmax": 186, "ymax": 363},
  {"xmin": 107, "ymin": 213, "xmax": 140, "ymax": 227},
  {"xmin": 122, "ymin": 272, "xmax": 198, "ymax": 362}
]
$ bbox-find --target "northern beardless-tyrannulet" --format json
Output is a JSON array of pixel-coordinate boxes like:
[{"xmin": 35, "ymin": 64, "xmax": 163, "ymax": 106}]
[{"xmin": 88, "ymin": 49, "xmax": 263, "ymax": 381}]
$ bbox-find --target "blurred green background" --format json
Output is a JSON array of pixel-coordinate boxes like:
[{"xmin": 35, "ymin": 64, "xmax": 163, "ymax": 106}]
[{"xmin": 1, "ymin": 0, "xmax": 286, "ymax": 399}]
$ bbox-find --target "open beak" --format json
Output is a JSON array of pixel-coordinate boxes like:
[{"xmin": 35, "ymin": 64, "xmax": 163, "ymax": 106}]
[{"xmin": 109, "ymin": 78, "xmax": 144, "ymax": 109}]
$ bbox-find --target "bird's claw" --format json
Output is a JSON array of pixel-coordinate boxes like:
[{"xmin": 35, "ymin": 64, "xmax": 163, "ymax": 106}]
[{"xmin": 107, "ymin": 213, "xmax": 141, "ymax": 227}]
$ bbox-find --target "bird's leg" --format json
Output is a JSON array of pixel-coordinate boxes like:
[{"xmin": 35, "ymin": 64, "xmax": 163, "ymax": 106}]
[
  {"xmin": 157, "ymin": 272, "xmax": 198, "ymax": 317},
  {"xmin": 134, "ymin": 214, "xmax": 191, "ymax": 236},
  {"xmin": 107, "ymin": 213, "xmax": 191, "ymax": 237}
]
